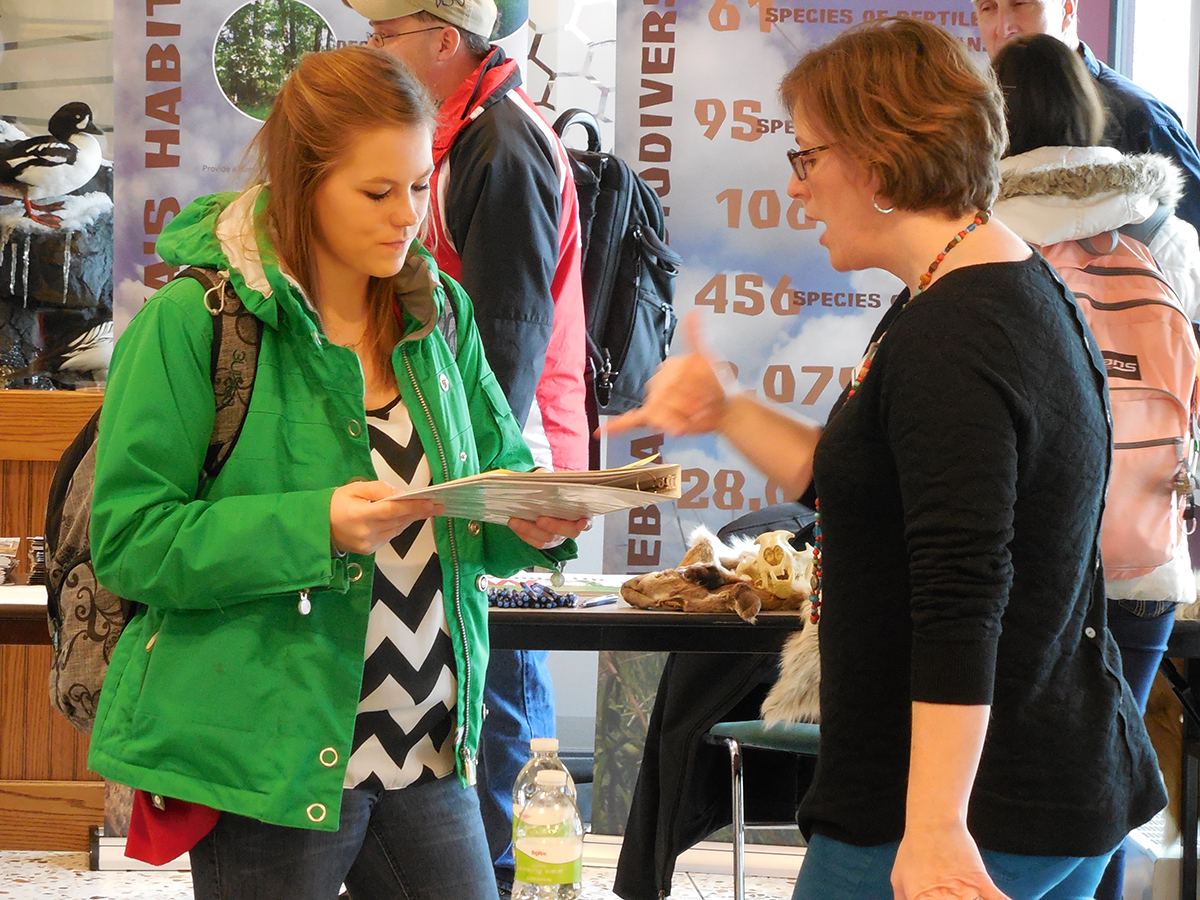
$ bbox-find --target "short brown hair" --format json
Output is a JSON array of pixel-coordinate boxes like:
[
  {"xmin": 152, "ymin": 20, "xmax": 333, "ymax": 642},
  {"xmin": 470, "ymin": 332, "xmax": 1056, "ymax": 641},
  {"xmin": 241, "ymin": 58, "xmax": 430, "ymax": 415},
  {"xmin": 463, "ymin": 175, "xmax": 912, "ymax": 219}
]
[
  {"xmin": 246, "ymin": 46, "xmax": 436, "ymax": 381},
  {"xmin": 779, "ymin": 16, "xmax": 1006, "ymax": 216},
  {"xmin": 993, "ymin": 33, "xmax": 1105, "ymax": 156}
]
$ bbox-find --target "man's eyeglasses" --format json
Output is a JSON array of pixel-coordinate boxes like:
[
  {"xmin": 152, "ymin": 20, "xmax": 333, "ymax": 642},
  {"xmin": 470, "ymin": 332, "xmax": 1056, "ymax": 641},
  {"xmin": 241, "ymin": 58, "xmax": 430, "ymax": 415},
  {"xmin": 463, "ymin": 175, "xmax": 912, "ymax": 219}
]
[
  {"xmin": 787, "ymin": 144, "xmax": 836, "ymax": 181},
  {"xmin": 366, "ymin": 25, "xmax": 444, "ymax": 47}
]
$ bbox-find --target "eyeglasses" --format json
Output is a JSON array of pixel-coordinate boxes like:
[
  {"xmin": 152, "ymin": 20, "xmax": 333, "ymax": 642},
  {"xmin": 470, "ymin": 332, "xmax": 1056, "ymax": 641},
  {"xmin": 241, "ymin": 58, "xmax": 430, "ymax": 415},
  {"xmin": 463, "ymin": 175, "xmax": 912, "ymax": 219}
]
[
  {"xmin": 366, "ymin": 25, "xmax": 444, "ymax": 47},
  {"xmin": 787, "ymin": 144, "xmax": 836, "ymax": 181}
]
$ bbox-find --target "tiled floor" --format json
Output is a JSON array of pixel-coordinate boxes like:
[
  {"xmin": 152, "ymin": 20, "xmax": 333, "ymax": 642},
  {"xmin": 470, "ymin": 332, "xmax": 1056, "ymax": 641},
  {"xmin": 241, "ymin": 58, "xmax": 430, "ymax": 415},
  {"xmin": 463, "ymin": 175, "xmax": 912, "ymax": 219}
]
[{"xmin": 0, "ymin": 852, "xmax": 797, "ymax": 899}]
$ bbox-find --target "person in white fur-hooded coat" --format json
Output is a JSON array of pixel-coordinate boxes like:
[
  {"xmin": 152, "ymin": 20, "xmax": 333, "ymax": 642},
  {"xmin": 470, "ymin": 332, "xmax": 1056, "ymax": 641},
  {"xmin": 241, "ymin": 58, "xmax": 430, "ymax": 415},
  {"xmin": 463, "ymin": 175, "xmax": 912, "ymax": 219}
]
[
  {"xmin": 993, "ymin": 33, "xmax": 1199, "ymax": 900},
  {"xmin": 993, "ymin": 35, "xmax": 1200, "ymax": 321},
  {"xmin": 998, "ymin": 148, "xmax": 1200, "ymax": 319}
]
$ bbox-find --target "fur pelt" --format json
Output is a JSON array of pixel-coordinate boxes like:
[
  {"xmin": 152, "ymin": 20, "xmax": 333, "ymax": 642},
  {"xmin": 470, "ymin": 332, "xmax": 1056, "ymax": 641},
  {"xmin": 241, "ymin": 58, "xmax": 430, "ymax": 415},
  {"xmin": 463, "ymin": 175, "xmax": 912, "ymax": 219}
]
[
  {"xmin": 620, "ymin": 564, "xmax": 784, "ymax": 620},
  {"xmin": 619, "ymin": 526, "xmax": 810, "ymax": 622},
  {"xmin": 620, "ymin": 526, "xmax": 822, "ymax": 723},
  {"xmin": 997, "ymin": 152, "xmax": 1183, "ymax": 211},
  {"xmin": 760, "ymin": 617, "xmax": 821, "ymax": 725}
]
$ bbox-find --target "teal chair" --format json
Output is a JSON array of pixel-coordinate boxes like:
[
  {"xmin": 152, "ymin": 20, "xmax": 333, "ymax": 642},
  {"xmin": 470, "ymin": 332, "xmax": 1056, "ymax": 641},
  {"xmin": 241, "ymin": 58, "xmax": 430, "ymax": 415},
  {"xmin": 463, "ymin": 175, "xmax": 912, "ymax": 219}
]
[{"xmin": 706, "ymin": 720, "xmax": 820, "ymax": 900}]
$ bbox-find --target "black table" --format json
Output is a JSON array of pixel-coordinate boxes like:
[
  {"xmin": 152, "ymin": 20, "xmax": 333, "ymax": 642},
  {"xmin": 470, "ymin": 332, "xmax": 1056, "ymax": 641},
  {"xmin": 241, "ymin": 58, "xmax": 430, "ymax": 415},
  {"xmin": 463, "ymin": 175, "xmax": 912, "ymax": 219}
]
[
  {"xmin": 487, "ymin": 604, "xmax": 805, "ymax": 653},
  {"xmin": 2, "ymin": 585, "xmax": 808, "ymax": 652}
]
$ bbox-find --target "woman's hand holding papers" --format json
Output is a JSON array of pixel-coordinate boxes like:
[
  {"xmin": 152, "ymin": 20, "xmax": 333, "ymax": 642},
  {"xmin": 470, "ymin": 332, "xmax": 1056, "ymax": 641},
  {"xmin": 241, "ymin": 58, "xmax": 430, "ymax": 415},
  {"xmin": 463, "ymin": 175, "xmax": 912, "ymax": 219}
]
[
  {"xmin": 508, "ymin": 515, "xmax": 592, "ymax": 550},
  {"xmin": 331, "ymin": 480, "xmax": 444, "ymax": 555}
]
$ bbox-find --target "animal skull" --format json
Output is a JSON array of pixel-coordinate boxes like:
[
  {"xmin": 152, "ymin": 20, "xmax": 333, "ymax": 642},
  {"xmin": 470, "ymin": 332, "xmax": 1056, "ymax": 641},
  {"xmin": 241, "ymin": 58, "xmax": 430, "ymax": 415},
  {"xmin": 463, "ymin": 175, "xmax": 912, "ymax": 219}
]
[{"xmin": 735, "ymin": 530, "xmax": 810, "ymax": 600}]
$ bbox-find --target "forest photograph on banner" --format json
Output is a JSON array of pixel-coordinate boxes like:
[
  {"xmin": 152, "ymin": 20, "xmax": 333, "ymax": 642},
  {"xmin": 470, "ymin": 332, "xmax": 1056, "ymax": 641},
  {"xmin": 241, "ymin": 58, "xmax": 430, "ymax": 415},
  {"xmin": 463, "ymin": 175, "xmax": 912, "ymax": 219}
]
[{"xmin": 111, "ymin": 0, "xmax": 372, "ymax": 333}]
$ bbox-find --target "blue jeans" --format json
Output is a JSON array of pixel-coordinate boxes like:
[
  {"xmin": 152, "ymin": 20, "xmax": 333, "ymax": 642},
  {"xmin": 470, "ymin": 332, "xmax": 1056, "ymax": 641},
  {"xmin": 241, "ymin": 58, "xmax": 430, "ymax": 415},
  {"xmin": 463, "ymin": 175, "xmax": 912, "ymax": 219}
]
[
  {"xmin": 792, "ymin": 835, "xmax": 1116, "ymax": 900},
  {"xmin": 188, "ymin": 775, "xmax": 496, "ymax": 900},
  {"xmin": 1094, "ymin": 598, "xmax": 1176, "ymax": 900},
  {"xmin": 477, "ymin": 649, "xmax": 557, "ymax": 887}
]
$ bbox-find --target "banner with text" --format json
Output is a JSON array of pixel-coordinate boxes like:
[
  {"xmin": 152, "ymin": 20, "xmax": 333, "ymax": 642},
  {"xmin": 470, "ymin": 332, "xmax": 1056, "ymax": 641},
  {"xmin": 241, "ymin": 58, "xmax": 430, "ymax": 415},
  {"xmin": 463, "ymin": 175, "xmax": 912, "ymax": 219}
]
[
  {"xmin": 602, "ymin": 0, "xmax": 982, "ymax": 572},
  {"xmin": 112, "ymin": 0, "xmax": 529, "ymax": 332}
]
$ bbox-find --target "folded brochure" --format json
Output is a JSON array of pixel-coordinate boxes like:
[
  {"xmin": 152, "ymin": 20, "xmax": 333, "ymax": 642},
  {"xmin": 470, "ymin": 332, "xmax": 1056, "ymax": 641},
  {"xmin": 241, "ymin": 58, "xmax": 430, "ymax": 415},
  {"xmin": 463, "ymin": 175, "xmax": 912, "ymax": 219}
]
[{"xmin": 383, "ymin": 460, "xmax": 681, "ymax": 524}]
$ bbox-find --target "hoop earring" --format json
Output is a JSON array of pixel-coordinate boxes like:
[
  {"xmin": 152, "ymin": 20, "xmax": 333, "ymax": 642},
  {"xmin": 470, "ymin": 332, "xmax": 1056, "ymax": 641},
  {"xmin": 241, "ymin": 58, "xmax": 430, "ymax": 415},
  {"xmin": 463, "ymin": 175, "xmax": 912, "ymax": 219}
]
[{"xmin": 873, "ymin": 196, "xmax": 894, "ymax": 214}]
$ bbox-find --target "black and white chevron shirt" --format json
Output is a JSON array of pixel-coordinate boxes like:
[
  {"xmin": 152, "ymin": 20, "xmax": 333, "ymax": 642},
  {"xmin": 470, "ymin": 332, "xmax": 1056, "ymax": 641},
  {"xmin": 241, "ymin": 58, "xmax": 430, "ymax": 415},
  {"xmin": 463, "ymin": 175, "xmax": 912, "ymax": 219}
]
[{"xmin": 344, "ymin": 396, "xmax": 458, "ymax": 791}]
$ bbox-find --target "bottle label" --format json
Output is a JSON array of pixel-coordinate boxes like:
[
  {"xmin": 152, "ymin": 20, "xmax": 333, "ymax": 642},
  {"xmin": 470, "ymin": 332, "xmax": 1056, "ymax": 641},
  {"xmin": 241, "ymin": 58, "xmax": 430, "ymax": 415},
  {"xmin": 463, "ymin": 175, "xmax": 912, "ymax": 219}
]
[{"xmin": 514, "ymin": 837, "xmax": 583, "ymax": 885}]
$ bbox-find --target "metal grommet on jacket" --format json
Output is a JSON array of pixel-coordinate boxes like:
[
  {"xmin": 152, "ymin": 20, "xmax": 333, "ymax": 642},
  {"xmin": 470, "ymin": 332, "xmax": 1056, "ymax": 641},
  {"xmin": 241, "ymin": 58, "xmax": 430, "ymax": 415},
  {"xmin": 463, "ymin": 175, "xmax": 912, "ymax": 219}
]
[
  {"xmin": 347, "ymin": 562, "xmax": 363, "ymax": 582},
  {"xmin": 319, "ymin": 748, "xmax": 338, "ymax": 767},
  {"xmin": 307, "ymin": 803, "xmax": 327, "ymax": 822},
  {"xmin": 475, "ymin": 574, "xmax": 488, "ymax": 592},
  {"xmin": 348, "ymin": 419, "xmax": 362, "ymax": 438},
  {"xmin": 439, "ymin": 373, "xmax": 450, "ymax": 392},
  {"xmin": 468, "ymin": 520, "xmax": 481, "ymax": 536}
]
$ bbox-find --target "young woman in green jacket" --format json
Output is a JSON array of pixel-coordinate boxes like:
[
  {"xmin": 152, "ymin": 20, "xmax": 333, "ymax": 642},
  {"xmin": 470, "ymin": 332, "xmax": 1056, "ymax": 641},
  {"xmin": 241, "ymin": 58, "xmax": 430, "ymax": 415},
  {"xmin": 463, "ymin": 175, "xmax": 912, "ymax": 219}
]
[{"xmin": 87, "ymin": 46, "xmax": 586, "ymax": 900}]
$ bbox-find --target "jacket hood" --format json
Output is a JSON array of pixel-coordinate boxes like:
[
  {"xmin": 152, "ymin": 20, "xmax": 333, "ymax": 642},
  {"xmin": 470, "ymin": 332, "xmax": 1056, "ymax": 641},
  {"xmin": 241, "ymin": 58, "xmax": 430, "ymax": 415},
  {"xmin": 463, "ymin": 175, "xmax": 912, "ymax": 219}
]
[
  {"xmin": 156, "ymin": 186, "xmax": 443, "ymax": 339},
  {"xmin": 995, "ymin": 147, "xmax": 1185, "ymax": 245}
]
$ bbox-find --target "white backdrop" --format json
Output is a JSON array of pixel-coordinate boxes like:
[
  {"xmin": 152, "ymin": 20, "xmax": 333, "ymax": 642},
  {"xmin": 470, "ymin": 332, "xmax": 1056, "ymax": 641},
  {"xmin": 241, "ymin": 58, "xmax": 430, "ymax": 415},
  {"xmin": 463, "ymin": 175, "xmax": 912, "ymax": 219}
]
[
  {"xmin": 111, "ymin": 0, "xmax": 532, "ymax": 331},
  {"xmin": 601, "ymin": 0, "xmax": 981, "ymax": 573},
  {"xmin": 111, "ymin": 0, "xmax": 983, "ymax": 578}
]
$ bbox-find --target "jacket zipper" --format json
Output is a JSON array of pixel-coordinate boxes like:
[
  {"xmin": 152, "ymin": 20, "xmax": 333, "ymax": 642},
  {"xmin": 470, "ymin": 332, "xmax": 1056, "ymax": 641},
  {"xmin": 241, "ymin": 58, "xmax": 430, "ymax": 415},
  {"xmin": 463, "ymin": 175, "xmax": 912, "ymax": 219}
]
[{"xmin": 400, "ymin": 345, "xmax": 476, "ymax": 785}]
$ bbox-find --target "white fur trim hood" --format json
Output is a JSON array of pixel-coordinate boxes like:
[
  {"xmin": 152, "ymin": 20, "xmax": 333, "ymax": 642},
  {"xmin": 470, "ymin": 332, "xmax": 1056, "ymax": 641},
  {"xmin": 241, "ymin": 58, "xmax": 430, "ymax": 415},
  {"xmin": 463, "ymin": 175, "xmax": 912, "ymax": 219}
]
[
  {"xmin": 996, "ymin": 146, "xmax": 1200, "ymax": 321},
  {"xmin": 996, "ymin": 146, "xmax": 1184, "ymax": 246}
]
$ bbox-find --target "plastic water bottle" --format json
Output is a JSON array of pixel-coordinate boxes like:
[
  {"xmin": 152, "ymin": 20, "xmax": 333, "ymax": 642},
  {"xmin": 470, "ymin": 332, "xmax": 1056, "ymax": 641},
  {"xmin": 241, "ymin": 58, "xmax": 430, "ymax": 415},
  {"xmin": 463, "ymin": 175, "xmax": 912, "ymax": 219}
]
[
  {"xmin": 512, "ymin": 769, "xmax": 583, "ymax": 900},
  {"xmin": 512, "ymin": 737, "xmax": 577, "ymax": 827}
]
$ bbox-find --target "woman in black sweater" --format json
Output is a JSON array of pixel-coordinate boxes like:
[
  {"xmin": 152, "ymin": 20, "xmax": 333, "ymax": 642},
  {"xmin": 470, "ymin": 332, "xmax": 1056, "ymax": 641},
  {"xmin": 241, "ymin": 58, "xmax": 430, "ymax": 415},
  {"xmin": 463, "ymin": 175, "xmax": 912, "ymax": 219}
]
[{"xmin": 610, "ymin": 16, "xmax": 1165, "ymax": 900}]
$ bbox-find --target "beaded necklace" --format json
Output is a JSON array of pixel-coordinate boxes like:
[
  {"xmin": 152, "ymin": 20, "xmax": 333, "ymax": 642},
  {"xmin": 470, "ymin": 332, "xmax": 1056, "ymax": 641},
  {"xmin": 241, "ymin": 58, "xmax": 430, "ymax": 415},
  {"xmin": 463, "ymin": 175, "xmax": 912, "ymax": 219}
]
[{"xmin": 808, "ymin": 209, "xmax": 992, "ymax": 624}]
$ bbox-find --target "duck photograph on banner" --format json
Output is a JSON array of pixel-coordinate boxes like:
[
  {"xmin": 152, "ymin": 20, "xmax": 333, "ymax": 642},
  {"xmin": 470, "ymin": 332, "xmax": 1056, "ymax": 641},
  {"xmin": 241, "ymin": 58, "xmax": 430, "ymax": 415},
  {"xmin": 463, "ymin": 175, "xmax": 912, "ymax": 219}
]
[{"xmin": 0, "ymin": 15, "xmax": 114, "ymax": 391}]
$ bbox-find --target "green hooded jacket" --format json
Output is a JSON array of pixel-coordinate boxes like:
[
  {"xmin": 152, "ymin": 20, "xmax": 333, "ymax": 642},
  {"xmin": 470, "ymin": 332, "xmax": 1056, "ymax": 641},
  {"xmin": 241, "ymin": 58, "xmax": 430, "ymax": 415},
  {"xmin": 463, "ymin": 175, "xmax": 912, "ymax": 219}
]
[{"xmin": 87, "ymin": 187, "xmax": 575, "ymax": 831}]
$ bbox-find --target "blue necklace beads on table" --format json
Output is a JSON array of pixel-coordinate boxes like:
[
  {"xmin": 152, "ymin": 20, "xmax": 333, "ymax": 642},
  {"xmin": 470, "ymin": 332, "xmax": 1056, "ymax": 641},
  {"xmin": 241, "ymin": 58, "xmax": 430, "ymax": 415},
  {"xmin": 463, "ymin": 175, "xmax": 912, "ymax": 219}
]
[
  {"xmin": 487, "ymin": 582, "xmax": 578, "ymax": 609},
  {"xmin": 808, "ymin": 209, "xmax": 992, "ymax": 625}
]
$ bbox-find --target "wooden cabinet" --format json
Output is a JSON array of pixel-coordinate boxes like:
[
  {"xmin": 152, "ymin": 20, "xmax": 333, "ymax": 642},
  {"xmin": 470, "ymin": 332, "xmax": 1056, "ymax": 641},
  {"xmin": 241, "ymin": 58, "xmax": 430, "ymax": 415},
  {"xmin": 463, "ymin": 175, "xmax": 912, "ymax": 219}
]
[{"xmin": 0, "ymin": 389, "xmax": 105, "ymax": 850}]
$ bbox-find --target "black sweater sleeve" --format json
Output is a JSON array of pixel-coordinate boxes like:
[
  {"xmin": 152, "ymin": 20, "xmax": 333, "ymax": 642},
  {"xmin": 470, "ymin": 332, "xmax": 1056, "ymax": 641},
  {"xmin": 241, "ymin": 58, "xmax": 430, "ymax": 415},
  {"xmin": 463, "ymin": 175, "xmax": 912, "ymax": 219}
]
[
  {"xmin": 443, "ymin": 100, "xmax": 561, "ymax": 428},
  {"xmin": 877, "ymin": 301, "xmax": 1023, "ymax": 705}
]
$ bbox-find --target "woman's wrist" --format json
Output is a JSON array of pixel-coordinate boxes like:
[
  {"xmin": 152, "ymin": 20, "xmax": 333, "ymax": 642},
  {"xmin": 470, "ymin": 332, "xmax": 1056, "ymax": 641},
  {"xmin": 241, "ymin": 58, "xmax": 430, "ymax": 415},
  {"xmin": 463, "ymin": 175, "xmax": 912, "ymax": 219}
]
[
  {"xmin": 715, "ymin": 391, "xmax": 749, "ymax": 436},
  {"xmin": 904, "ymin": 812, "xmax": 970, "ymax": 835}
]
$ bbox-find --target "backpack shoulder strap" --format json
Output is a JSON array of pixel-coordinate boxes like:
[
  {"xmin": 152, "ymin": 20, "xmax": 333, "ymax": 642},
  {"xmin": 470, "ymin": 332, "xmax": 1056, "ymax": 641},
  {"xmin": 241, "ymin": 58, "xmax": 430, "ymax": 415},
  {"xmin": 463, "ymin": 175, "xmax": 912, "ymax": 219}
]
[
  {"xmin": 1076, "ymin": 230, "xmax": 1121, "ymax": 257},
  {"xmin": 173, "ymin": 266, "xmax": 263, "ymax": 485},
  {"xmin": 1119, "ymin": 206, "xmax": 1172, "ymax": 248}
]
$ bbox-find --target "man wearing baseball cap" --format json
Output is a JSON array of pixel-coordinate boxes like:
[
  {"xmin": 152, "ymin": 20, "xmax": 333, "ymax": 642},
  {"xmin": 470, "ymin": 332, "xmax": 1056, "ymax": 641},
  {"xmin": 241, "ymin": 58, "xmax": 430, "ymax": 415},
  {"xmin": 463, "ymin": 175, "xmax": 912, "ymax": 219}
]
[{"xmin": 346, "ymin": 1, "xmax": 589, "ymax": 896}]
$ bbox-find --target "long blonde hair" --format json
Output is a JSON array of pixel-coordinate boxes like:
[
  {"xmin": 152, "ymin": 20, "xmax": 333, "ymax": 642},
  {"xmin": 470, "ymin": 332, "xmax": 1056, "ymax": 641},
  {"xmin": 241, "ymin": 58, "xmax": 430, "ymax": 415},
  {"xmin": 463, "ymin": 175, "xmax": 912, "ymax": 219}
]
[{"xmin": 246, "ymin": 45, "xmax": 436, "ymax": 381}]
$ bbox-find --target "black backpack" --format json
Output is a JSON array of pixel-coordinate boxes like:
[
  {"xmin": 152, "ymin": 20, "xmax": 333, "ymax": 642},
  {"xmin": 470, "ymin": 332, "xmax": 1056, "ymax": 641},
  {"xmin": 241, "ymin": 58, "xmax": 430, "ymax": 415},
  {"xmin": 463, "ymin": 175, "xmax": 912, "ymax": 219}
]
[
  {"xmin": 552, "ymin": 108, "xmax": 682, "ymax": 416},
  {"xmin": 45, "ymin": 267, "xmax": 262, "ymax": 733}
]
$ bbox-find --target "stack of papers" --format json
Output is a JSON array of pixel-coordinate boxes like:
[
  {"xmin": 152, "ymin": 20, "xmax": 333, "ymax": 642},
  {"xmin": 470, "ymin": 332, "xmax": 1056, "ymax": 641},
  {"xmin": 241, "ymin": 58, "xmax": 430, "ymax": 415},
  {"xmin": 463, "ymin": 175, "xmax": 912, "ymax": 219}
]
[{"xmin": 385, "ymin": 461, "xmax": 681, "ymax": 524}]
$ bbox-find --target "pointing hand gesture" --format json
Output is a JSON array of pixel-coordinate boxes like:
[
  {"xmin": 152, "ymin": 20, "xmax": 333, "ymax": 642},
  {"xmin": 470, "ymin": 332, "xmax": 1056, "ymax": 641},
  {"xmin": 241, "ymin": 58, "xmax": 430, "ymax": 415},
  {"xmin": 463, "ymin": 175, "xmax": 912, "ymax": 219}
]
[{"xmin": 604, "ymin": 312, "xmax": 732, "ymax": 438}]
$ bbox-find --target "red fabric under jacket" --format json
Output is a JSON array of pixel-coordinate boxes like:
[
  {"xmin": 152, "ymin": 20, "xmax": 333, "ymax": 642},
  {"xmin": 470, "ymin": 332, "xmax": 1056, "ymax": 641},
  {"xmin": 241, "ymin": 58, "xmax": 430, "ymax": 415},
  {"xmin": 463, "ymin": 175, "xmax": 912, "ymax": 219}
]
[{"xmin": 428, "ymin": 50, "xmax": 589, "ymax": 473}]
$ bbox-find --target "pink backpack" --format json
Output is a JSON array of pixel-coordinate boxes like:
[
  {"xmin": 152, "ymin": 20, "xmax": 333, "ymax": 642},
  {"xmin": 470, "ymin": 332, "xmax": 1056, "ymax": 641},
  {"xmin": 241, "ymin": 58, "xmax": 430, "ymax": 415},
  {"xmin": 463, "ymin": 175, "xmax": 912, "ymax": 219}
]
[{"xmin": 1042, "ymin": 232, "xmax": 1200, "ymax": 580}]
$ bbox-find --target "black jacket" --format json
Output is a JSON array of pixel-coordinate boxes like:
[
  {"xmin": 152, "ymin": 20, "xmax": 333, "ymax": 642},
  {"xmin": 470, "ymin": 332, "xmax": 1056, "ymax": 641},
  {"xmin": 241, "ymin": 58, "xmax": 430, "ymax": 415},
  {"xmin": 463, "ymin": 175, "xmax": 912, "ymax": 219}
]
[
  {"xmin": 612, "ymin": 651, "xmax": 810, "ymax": 900},
  {"xmin": 803, "ymin": 256, "xmax": 1166, "ymax": 853}
]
